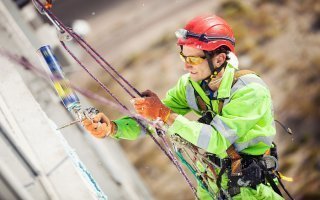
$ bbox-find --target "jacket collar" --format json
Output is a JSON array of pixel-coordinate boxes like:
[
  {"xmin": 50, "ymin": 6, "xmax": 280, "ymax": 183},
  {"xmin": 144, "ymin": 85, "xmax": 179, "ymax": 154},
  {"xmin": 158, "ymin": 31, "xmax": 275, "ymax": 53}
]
[{"xmin": 189, "ymin": 63, "xmax": 236, "ymax": 102}]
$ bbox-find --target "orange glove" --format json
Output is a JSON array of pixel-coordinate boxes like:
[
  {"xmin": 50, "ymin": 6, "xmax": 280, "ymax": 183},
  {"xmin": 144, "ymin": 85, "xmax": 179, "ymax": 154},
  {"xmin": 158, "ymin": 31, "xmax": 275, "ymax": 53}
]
[
  {"xmin": 132, "ymin": 90, "xmax": 171, "ymax": 122},
  {"xmin": 82, "ymin": 113, "xmax": 116, "ymax": 138}
]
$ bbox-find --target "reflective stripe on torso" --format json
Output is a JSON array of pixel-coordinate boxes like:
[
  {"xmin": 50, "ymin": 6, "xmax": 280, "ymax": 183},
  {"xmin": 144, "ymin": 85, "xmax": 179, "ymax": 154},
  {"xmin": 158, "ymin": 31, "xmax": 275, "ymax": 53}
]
[{"xmin": 185, "ymin": 74, "xmax": 274, "ymax": 152}]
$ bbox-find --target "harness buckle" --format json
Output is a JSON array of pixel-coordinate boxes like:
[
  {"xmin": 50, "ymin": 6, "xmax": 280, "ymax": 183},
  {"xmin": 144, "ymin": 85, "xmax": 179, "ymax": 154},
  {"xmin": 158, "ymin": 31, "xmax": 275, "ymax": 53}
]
[
  {"xmin": 262, "ymin": 155, "xmax": 279, "ymax": 171},
  {"xmin": 198, "ymin": 110, "xmax": 215, "ymax": 124}
]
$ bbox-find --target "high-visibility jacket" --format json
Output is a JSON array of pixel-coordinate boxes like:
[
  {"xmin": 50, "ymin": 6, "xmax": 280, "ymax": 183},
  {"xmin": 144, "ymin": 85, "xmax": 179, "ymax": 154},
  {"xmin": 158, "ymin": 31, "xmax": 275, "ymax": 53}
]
[{"xmin": 112, "ymin": 64, "xmax": 283, "ymax": 199}]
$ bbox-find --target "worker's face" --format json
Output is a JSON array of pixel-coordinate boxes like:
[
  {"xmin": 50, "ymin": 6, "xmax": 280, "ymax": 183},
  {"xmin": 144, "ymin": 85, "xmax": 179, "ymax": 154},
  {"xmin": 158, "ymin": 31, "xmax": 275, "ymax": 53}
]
[{"xmin": 182, "ymin": 46, "xmax": 225, "ymax": 82}]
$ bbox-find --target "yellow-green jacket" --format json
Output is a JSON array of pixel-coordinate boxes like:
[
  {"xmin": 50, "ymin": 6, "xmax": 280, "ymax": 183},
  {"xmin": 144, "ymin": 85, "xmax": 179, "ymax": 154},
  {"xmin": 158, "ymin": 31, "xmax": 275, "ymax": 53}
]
[{"xmin": 112, "ymin": 64, "xmax": 283, "ymax": 199}]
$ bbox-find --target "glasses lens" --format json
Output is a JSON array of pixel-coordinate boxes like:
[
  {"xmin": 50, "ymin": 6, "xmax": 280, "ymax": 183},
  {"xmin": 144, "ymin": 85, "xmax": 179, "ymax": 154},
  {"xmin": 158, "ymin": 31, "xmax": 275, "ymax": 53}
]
[
  {"xmin": 179, "ymin": 52, "xmax": 205, "ymax": 65},
  {"xmin": 187, "ymin": 57, "xmax": 204, "ymax": 65}
]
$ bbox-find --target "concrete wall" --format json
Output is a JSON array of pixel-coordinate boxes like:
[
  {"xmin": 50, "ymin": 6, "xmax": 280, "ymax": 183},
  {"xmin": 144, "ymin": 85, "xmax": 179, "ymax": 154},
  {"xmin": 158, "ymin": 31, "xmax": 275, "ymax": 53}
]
[{"xmin": 0, "ymin": 0, "xmax": 153, "ymax": 199}]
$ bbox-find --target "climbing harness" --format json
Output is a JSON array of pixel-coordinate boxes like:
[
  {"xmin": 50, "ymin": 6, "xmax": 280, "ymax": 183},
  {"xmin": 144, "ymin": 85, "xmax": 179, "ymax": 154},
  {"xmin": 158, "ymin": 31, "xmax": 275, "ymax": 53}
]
[
  {"xmin": 175, "ymin": 69, "xmax": 295, "ymax": 199},
  {"xmin": 32, "ymin": 0, "xmax": 199, "ymax": 198}
]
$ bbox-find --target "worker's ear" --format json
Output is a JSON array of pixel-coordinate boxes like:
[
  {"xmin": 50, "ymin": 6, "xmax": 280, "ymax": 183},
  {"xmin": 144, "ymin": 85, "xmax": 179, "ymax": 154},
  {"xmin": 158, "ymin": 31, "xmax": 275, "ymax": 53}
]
[{"xmin": 213, "ymin": 53, "xmax": 227, "ymax": 68}]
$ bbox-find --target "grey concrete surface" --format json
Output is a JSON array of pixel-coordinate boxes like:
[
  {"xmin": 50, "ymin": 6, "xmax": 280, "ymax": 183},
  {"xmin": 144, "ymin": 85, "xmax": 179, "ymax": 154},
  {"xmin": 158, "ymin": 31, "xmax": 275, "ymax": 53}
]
[{"xmin": 0, "ymin": 0, "xmax": 154, "ymax": 199}]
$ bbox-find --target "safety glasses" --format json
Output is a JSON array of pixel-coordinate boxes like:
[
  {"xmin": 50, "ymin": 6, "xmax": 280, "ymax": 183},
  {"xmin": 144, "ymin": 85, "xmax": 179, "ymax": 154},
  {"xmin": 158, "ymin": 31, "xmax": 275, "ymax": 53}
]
[{"xmin": 179, "ymin": 51, "xmax": 206, "ymax": 65}]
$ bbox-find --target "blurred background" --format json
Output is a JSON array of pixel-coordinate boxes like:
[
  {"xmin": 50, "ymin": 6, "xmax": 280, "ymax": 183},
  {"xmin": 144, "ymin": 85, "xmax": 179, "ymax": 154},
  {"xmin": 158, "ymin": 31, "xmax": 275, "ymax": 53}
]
[{"xmin": 0, "ymin": 0, "xmax": 319, "ymax": 199}]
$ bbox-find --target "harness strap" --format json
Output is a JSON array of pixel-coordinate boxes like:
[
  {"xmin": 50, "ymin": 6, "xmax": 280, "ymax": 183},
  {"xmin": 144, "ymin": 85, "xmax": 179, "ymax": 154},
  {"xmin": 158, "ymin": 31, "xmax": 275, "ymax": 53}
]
[
  {"xmin": 216, "ymin": 162, "xmax": 227, "ymax": 194},
  {"xmin": 194, "ymin": 70, "xmax": 257, "ymax": 175},
  {"xmin": 226, "ymin": 145, "xmax": 242, "ymax": 176},
  {"xmin": 196, "ymin": 95, "xmax": 208, "ymax": 111},
  {"xmin": 225, "ymin": 70, "xmax": 256, "ymax": 175},
  {"xmin": 194, "ymin": 70, "xmax": 258, "ymax": 196},
  {"xmin": 258, "ymin": 162, "xmax": 283, "ymax": 197},
  {"xmin": 218, "ymin": 100, "xmax": 224, "ymax": 115},
  {"xmin": 233, "ymin": 70, "xmax": 257, "ymax": 83}
]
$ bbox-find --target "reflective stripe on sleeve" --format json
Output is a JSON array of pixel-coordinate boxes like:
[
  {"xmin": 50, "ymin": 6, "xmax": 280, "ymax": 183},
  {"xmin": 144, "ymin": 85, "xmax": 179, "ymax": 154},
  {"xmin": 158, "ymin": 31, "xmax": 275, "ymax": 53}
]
[
  {"xmin": 197, "ymin": 124, "xmax": 213, "ymax": 150},
  {"xmin": 234, "ymin": 135, "xmax": 274, "ymax": 152},
  {"xmin": 210, "ymin": 115, "xmax": 238, "ymax": 144},
  {"xmin": 186, "ymin": 83, "xmax": 200, "ymax": 112}
]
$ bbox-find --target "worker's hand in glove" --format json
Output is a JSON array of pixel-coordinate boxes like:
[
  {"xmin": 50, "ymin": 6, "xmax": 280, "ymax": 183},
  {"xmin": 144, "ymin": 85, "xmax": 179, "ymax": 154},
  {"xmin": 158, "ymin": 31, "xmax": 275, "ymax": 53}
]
[
  {"xmin": 82, "ymin": 113, "xmax": 116, "ymax": 138},
  {"xmin": 131, "ymin": 90, "xmax": 171, "ymax": 122}
]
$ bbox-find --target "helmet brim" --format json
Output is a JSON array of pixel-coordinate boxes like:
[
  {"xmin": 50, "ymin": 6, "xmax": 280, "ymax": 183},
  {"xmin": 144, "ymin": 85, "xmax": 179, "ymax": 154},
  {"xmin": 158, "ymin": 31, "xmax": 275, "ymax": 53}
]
[{"xmin": 177, "ymin": 38, "xmax": 235, "ymax": 52}]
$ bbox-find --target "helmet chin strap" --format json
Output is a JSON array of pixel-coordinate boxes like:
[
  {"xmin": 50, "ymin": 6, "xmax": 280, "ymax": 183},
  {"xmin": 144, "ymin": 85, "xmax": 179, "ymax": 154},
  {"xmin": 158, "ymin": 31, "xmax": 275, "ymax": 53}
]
[{"xmin": 203, "ymin": 50, "xmax": 225, "ymax": 82}]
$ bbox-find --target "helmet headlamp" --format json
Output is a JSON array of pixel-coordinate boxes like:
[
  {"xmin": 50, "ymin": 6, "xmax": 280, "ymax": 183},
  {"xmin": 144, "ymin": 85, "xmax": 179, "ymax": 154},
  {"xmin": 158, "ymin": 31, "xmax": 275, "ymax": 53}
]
[{"xmin": 175, "ymin": 28, "xmax": 235, "ymax": 45}]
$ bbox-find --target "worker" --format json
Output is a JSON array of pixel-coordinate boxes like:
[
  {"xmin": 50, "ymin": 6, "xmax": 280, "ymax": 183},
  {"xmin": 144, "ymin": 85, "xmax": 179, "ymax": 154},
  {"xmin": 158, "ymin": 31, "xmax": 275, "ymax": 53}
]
[{"xmin": 83, "ymin": 14, "xmax": 284, "ymax": 199}]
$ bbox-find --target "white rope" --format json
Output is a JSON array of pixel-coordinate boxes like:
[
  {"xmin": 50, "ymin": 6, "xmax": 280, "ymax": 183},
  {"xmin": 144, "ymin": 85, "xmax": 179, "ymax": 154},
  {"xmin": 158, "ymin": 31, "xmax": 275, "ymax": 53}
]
[{"xmin": 49, "ymin": 121, "xmax": 108, "ymax": 200}]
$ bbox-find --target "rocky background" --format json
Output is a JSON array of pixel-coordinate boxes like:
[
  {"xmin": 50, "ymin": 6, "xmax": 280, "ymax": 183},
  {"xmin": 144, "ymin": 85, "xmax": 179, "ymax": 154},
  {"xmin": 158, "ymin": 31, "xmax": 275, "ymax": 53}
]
[{"xmin": 52, "ymin": 0, "xmax": 320, "ymax": 199}]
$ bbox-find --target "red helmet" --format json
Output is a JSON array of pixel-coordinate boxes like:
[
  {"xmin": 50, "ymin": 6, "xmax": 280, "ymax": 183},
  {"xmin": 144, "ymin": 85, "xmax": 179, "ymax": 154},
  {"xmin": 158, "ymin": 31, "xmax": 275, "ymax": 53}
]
[{"xmin": 176, "ymin": 14, "xmax": 235, "ymax": 52}]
